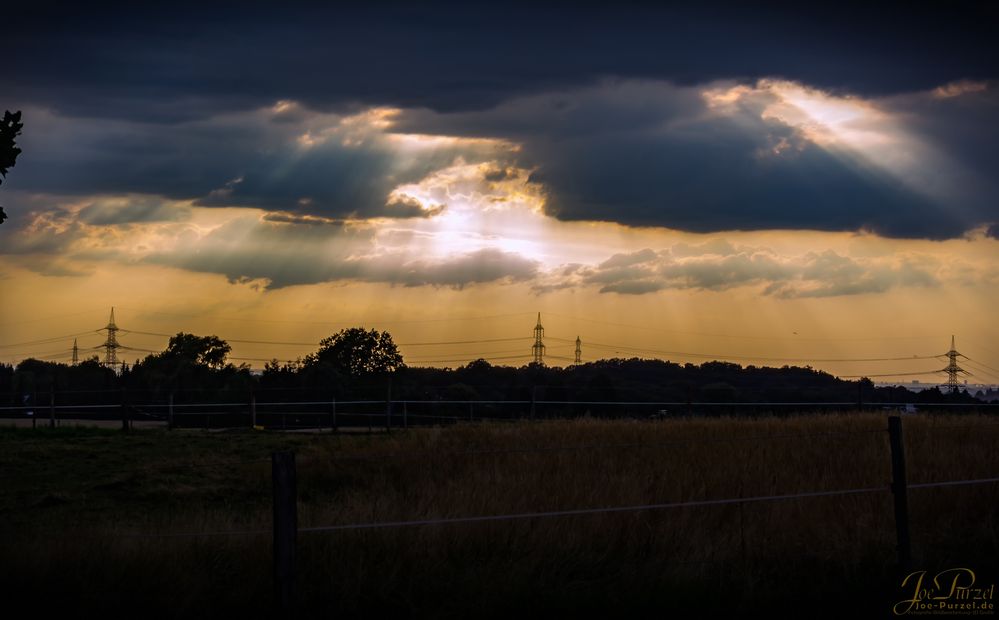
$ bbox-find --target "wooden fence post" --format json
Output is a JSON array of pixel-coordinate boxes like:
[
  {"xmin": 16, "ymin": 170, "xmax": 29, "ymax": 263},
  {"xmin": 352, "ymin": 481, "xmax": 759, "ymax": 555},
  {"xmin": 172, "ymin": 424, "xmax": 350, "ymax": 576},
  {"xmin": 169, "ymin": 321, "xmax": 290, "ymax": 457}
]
[
  {"xmin": 888, "ymin": 415, "xmax": 912, "ymax": 572},
  {"xmin": 120, "ymin": 389, "xmax": 130, "ymax": 431},
  {"xmin": 403, "ymin": 400, "xmax": 408, "ymax": 429},
  {"xmin": 250, "ymin": 392, "xmax": 257, "ymax": 428},
  {"xmin": 385, "ymin": 380, "xmax": 392, "ymax": 433},
  {"xmin": 272, "ymin": 450, "xmax": 297, "ymax": 615},
  {"xmin": 168, "ymin": 391, "xmax": 175, "ymax": 430},
  {"xmin": 49, "ymin": 387, "xmax": 56, "ymax": 429},
  {"xmin": 331, "ymin": 397, "xmax": 337, "ymax": 433},
  {"xmin": 530, "ymin": 387, "xmax": 536, "ymax": 421}
]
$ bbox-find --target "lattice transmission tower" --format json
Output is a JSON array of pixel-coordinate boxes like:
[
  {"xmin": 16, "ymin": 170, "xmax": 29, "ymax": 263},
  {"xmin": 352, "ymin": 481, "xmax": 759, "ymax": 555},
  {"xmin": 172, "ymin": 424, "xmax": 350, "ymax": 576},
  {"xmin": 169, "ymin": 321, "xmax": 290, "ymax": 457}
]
[
  {"xmin": 574, "ymin": 336, "xmax": 582, "ymax": 365},
  {"xmin": 531, "ymin": 313, "xmax": 546, "ymax": 365},
  {"xmin": 71, "ymin": 339, "xmax": 79, "ymax": 365},
  {"xmin": 100, "ymin": 307, "xmax": 121, "ymax": 370},
  {"xmin": 942, "ymin": 335, "xmax": 969, "ymax": 392}
]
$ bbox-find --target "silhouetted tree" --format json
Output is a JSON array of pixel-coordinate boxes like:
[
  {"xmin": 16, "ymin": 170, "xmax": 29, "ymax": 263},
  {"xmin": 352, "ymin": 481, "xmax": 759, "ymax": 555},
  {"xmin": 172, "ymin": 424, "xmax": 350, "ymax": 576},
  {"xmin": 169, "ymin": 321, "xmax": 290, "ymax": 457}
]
[
  {"xmin": 0, "ymin": 110, "xmax": 23, "ymax": 224},
  {"xmin": 306, "ymin": 328, "xmax": 403, "ymax": 377},
  {"xmin": 163, "ymin": 332, "xmax": 231, "ymax": 369},
  {"xmin": 128, "ymin": 333, "xmax": 238, "ymax": 397}
]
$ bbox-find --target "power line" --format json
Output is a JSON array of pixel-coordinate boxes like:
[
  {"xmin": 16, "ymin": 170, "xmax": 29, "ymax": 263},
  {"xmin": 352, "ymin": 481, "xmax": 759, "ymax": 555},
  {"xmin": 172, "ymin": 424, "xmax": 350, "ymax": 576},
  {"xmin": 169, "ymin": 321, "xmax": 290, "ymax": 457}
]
[
  {"xmin": 406, "ymin": 354, "xmax": 533, "ymax": 364},
  {"xmin": 406, "ymin": 348, "xmax": 533, "ymax": 360},
  {"xmin": 0, "ymin": 308, "xmax": 107, "ymax": 328},
  {"xmin": 547, "ymin": 354, "xmax": 577, "ymax": 362},
  {"xmin": 0, "ymin": 347, "xmax": 78, "ymax": 358},
  {"xmin": 960, "ymin": 359, "xmax": 999, "ymax": 383},
  {"xmin": 229, "ymin": 356, "xmax": 301, "ymax": 363},
  {"xmin": 0, "ymin": 330, "xmax": 101, "ymax": 349},
  {"xmin": 118, "ymin": 346, "xmax": 159, "ymax": 354},
  {"xmin": 837, "ymin": 371, "xmax": 943, "ymax": 379},
  {"xmin": 399, "ymin": 337, "xmax": 531, "ymax": 347},
  {"xmin": 120, "ymin": 329, "xmax": 532, "ymax": 348},
  {"xmin": 547, "ymin": 336, "xmax": 942, "ymax": 364},
  {"xmin": 964, "ymin": 357, "xmax": 999, "ymax": 376},
  {"xmin": 114, "ymin": 306, "xmax": 535, "ymax": 326},
  {"xmin": 543, "ymin": 311, "xmax": 948, "ymax": 343}
]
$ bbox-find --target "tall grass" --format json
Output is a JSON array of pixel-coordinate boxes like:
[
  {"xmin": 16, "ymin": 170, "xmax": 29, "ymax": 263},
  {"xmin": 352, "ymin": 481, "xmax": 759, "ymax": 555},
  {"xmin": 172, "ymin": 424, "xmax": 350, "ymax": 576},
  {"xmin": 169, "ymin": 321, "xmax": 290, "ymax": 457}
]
[{"xmin": 1, "ymin": 413, "xmax": 997, "ymax": 617}]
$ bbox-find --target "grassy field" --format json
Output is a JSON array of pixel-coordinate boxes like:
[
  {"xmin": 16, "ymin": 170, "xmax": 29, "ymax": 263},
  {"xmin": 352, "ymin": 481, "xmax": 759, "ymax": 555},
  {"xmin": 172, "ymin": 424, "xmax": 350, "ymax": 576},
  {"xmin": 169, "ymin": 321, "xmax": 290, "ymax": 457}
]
[{"xmin": 1, "ymin": 413, "xmax": 997, "ymax": 617}]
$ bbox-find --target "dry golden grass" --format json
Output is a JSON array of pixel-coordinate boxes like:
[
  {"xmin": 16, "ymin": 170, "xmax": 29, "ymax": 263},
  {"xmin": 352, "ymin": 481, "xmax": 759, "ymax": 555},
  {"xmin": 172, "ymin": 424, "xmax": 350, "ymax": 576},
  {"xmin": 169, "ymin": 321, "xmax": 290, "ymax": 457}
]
[{"xmin": 1, "ymin": 413, "xmax": 997, "ymax": 617}]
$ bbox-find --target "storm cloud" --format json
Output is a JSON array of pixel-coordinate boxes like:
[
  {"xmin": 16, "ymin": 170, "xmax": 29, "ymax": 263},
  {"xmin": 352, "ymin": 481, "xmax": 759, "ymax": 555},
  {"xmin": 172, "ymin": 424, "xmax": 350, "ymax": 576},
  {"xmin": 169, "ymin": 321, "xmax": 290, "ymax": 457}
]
[
  {"xmin": 3, "ymin": 3, "xmax": 996, "ymax": 121},
  {"xmin": 1, "ymin": 3, "xmax": 996, "ymax": 249},
  {"xmin": 397, "ymin": 80, "xmax": 999, "ymax": 239},
  {"xmin": 9, "ymin": 105, "xmax": 514, "ymax": 220}
]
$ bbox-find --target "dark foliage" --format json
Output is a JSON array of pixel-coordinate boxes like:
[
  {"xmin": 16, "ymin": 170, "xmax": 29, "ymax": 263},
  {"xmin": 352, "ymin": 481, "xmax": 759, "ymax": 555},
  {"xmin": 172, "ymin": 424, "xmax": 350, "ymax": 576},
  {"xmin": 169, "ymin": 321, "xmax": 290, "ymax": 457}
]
[
  {"xmin": 304, "ymin": 327, "xmax": 404, "ymax": 378},
  {"xmin": 1, "ymin": 328, "xmax": 987, "ymax": 412},
  {"xmin": 0, "ymin": 109, "xmax": 23, "ymax": 224}
]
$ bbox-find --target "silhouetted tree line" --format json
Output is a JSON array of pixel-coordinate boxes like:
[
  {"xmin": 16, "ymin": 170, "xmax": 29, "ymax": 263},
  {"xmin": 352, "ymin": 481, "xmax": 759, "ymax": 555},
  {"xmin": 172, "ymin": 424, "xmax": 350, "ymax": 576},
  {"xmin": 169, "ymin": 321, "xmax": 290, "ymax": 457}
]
[{"xmin": 0, "ymin": 328, "xmax": 988, "ymax": 413}]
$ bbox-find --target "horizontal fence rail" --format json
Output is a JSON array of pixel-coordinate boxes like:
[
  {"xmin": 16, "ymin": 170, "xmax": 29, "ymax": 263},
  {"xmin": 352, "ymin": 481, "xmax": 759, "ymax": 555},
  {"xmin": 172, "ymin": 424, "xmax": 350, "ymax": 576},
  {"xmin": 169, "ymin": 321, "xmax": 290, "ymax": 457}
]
[{"xmin": 1, "ymin": 397, "xmax": 997, "ymax": 432}]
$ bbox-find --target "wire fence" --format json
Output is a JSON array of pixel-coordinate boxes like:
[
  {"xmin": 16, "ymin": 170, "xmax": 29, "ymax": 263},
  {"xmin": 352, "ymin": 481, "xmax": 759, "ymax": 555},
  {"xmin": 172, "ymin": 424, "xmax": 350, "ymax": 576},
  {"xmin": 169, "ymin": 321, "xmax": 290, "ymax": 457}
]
[
  {"xmin": 1, "ymin": 397, "xmax": 997, "ymax": 432},
  {"xmin": 5, "ymin": 408, "xmax": 998, "ymax": 612},
  {"xmin": 114, "ymin": 475, "xmax": 999, "ymax": 539}
]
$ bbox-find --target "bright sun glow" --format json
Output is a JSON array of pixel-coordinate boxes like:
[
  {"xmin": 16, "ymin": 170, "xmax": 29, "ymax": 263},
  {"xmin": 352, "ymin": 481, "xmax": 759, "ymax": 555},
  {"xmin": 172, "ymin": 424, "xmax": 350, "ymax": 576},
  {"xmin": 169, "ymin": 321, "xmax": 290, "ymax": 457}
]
[
  {"xmin": 383, "ymin": 160, "xmax": 551, "ymax": 262},
  {"xmin": 758, "ymin": 80, "xmax": 891, "ymax": 149}
]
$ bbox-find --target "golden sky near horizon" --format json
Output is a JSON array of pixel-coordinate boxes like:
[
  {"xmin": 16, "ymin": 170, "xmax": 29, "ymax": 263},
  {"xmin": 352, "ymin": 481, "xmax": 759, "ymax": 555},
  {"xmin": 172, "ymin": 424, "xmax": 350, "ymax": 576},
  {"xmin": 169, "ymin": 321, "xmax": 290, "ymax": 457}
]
[{"xmin": 2, "ymin": 80, "xmax": 998, "ymax": 385}]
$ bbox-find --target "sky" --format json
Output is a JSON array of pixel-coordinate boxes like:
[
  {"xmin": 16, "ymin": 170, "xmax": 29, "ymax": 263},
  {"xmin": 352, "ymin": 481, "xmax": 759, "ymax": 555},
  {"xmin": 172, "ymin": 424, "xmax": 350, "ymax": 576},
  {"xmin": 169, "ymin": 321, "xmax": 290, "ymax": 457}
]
[{"xmin": 1, "ymin": 2, "xmax": 998, "ymax": 384}]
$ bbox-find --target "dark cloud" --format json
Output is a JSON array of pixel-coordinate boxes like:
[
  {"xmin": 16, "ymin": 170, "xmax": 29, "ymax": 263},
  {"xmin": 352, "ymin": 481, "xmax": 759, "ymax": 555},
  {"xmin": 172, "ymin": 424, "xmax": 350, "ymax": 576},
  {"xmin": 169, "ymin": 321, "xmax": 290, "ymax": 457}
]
[
  {"xmin": 260, "ymin": 212, "xmax": 344, "ymax": 226},
  {"xmin": 534, "ymin": 122, "xmax": 965, "ymax": 239},
  {"xmin": 988, "ymin": 224, "xmax": 999, "ymax": 239},
  {"xmin": 882, "ymin": 85, "xmax": 999, "ymax": 216},
  {"xmin": 6, "ymin": 77, "xmax": 996, "ymax": 239},
  {"xmin": 1, "ymin": 1, "xmax": 995, "ymax": 242},
  {"xmin": 399, "ymin": 81, "xmax": 997, "ymax": 239},
  {"xmin": 9, "ymin": 106, "xmax": 509, "ymax": 220},
  {"xmin": 2, "ymin": 3, "xmax": 995, "ymax": 121}
]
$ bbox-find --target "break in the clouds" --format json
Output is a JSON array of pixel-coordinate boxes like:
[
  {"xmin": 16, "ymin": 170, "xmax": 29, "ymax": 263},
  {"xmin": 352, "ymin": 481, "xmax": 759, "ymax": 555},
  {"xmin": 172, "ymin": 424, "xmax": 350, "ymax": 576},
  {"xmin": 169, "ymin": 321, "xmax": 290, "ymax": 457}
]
[
  {"xmin": 1, "ymin": 2, "xmax": 996, "ymax": 301},
  {"xmin": 141, "ymin": 213, "xmax": 540, "ymax": 289},
  {"xmin": 5, "ymin": 185, "xmax": 995, "ymax": 299},
  {"xmin": 5, "ymin": 79, "xmax": 998, "ymax": 239}
]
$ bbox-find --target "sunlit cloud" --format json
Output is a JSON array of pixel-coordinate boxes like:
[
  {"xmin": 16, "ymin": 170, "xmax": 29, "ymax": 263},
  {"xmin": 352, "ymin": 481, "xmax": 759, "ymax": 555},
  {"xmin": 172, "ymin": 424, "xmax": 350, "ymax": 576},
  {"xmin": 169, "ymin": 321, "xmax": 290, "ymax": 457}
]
[
  {"xmin": 704, "ymin": 80, "xmax": 892, "ymax": 150},
  {"xmin": 702, "ymin": 79, "xmax": 956, "ymax": 202},
  {"xmin": 391, "ymin": 78, "xmax": 997, "ymax": 238},
  {"xmin": 2, "ymin": 80, "xmax": 997, "ymax": 301},
  {"xmin": 4, "ymin": 187, "xmax": 995, "ymax": 301},
  {"xmin": 532, "ymin": 241, "xmax": 944, "ymax": 298},
  {"xmin": 932, "ymin": 80, "xmax": 989, "ymax": 99}
]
